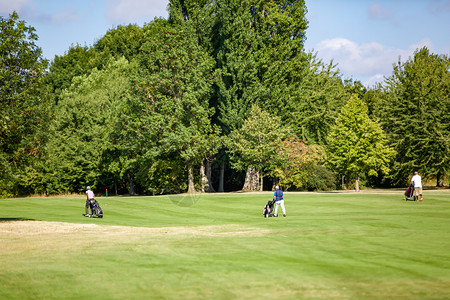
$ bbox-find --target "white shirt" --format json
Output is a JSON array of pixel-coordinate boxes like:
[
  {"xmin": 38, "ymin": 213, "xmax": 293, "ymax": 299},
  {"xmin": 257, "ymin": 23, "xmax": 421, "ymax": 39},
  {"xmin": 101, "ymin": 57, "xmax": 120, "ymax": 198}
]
[
  {"xmin": 411, "ymin": 175, "xmax": 422, "ymax": 188},
  {"xmin": 86, "ymin": 190, "xmax": 95, "ymax": 199}
]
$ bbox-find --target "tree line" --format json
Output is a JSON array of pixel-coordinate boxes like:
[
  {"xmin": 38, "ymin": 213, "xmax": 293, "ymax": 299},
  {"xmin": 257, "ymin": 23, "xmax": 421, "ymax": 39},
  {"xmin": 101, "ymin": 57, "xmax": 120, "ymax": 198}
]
[{"xmin": 1, "ymin": 0, "xmax": 449, "ymax": 197}]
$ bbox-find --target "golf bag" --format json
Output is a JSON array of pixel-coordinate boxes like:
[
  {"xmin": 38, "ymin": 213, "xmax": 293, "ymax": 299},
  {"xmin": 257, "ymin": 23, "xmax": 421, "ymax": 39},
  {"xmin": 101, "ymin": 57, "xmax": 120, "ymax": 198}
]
[
  {"xmin": 89, "ymin": 199, "xmax": 103, "ymax": 218},
  {"xmin": 263, "ymin": 199, "xmax": 275, "ymax": 218},
  {"xmin": 404, "ymin": 184, "xmax": 415, "ymax": 201}
]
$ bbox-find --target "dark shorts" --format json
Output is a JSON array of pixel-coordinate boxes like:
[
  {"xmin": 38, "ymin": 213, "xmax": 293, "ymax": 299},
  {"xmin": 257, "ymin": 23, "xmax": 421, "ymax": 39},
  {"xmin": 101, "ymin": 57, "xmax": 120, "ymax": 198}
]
[{"xmin": 85, "ymin": 198, "xmax": 94, "ymax": 213}]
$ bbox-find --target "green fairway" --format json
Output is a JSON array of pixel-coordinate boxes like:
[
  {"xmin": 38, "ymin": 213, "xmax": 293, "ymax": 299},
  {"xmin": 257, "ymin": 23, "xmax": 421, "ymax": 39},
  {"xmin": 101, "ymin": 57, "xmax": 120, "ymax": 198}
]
[{"xmin": 1, "ymin": 190, "xmax": 449, "ymax": 299}]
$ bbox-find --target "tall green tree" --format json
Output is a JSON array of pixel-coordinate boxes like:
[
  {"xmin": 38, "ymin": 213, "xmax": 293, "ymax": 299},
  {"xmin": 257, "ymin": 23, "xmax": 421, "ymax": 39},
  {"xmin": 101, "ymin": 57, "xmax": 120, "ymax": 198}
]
[
  {"xmin": 132, "ymin": 19, "xmax": 218, "ymax": 193},
  {"xmin": 279, "ymin": 52, "xmax": 347, "ymax": 145},
  {"xmin": 327, "ymin": 95, "xmax": 395, "ymax": 191},
  {"xmin": 214, "ymin": 0, "xmax": 308, "ymax": 134},
  {"xmin": 168, "ymin": 0, "xmax": 222, "ymax": 192},
  {"xmin": 379, "ymin": 47, "xmax": 450, "ymax": 186},
  {"xmin": 227, "ymin": 105, "xmax": 290, "ymax": 191},
  {"xmin": 0, "ymin": 12, "xmax": 50, "ymax": 196},
  {"xmin": 212, "ymin": 0, "xmax": 310, "ymax": 190},
  {"xmin": 45, "ymin": 58, "xmax": 133, "ymax": 194}
]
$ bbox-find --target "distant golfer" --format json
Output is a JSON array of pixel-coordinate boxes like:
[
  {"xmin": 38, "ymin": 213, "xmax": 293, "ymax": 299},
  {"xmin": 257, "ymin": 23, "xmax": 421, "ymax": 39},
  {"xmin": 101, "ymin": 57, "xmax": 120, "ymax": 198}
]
[
  {"xmin": 273, "ymin": 185, "xmax": 286, "ymax": 217},
  {"xmin": 411, "ymin": 171, "xmax": 423, "ymax": 201},
  {"xmin": 85, "ymin": 186, "xmax": 95, "ymax": 216}
]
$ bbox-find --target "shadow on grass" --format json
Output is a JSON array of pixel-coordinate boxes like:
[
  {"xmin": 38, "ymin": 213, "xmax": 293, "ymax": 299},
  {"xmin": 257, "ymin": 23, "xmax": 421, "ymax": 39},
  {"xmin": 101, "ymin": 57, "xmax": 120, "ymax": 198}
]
[{"xmin": 0, "ymin": 217, "xmax": 35, "ymax": 222}]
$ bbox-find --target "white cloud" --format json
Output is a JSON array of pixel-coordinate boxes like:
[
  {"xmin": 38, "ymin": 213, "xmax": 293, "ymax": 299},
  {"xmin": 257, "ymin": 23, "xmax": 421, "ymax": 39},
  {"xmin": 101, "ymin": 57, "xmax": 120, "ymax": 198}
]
[
  {"xmin": 365, "ymin": 74, "xmax": 385, "ymax": 87},
  {"xmin": 49, "ymin": 8, "xmax": 78, "ymax": 25},
  {"xmin": 0, "ymin": 0, "xmax": 78, "ymax": 25},
  {"xmin": 314, "ymin": 37, "xmax": 435, "ymax": 85},
  {"xmin": 367, "ymin": 2, "xmax": 391, "ymax": 20},
  {"xmin": 428, "ymin": 0, "xmax": 450, "ymax": 15},
  {"xmin": 106, "ymin": 0, "xmax": 168, "ymax": 23},
  {"xmin": 0, "ymin": 0, "xmax": 31, "ymax": 14}
]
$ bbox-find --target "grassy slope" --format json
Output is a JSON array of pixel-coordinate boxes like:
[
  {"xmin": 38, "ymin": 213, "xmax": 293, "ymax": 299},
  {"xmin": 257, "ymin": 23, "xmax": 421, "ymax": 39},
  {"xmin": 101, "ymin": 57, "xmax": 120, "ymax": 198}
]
[{"xmin": 0, "ymin": 191, "xmax": 449, "ymax": 299}]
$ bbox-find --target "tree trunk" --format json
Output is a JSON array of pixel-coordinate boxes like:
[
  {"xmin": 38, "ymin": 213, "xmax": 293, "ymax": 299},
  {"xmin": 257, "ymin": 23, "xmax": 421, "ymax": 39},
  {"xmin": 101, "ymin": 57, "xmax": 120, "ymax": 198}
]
[
  {"xmin": 437, "ymin": 171, "xmax": 443, "ymax": 187},
  {"xmin": 341, "ymin": 175, "xmax": 345, "ymax": 190},
  {"xmin": 128, "ymin": 175, "xmax": 135, "ymax": 195},
  {"xmin": 355, "ymin": 173, "xmax": 360, "ymax": 192},
  {"xmin": 188, "ymin": 163, "xmax": 195, "ymax": 193},
  {"xmin": 242, "ymin": 167, "xmax": 260, "ymax": 191},
  {"xmin": 206, "ymin": 160, "xmax": 215, "ymax": 192},
  {"xmin": 200, "ymin": 161, "xmax": 207, "ymax": 192},
  {"xmin": 218, "ymin": 162, "xmax": 225, "ymax": 192},
  {"xmin": 260, "ymin": 170, "xmax": 263, "ymax": 192},
  {"xmin": 200, "ymin": 160, "xmax": 215, "ymax": 192}
]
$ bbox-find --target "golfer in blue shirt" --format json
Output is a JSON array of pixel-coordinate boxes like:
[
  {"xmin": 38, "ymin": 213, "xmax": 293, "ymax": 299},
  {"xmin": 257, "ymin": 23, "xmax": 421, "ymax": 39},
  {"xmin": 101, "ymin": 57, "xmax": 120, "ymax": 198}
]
[{"xmin": 273, "ymin": 185, "xmax": 286, "ymax": 217}]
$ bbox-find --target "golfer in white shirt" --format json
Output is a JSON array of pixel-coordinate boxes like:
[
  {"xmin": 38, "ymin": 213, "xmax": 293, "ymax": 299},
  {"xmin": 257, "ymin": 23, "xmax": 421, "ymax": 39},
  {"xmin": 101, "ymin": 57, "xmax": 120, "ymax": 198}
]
[{"xmin": 410, "ymin": 171, "xmax": 423, "ymax": 201}]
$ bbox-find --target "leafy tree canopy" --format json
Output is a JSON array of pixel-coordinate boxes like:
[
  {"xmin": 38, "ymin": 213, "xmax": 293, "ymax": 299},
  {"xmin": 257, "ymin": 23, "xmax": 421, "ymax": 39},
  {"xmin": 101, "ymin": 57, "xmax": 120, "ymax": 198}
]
[
  {"xmin": 213, "ymin": 0, "xmax": 308, "ymax": 134},
  {"xmin": 327, "ymin": 95, "xmax": 396, "ymax": 191},
  {"xmin": 380, "ymin": 47, "xmax": 450, "ymax": 185},
  {"xmin": 122, "ymin": 19, "xmax": 219, "ymax": 193},
  {"xmin": 46, "ymin": 57, "xmax": 134, "ymax": 193},
  {"xmin": 0, "ymin": 12, "xmax": 50, "ymax": 196},
  {"xmin": 45, "ymin": 44, "xmax": 98, "ymax": 103},
  {"xmin": 273, "ymin": 134, "xmax": 332, "ymax": 191},
  {"xmin": 227, "ymin": 104, "xmax": 290, "ymax": 189},
  {"xmin": 94, "ymin": 24, "xmax": 144, "ymax": 62}
]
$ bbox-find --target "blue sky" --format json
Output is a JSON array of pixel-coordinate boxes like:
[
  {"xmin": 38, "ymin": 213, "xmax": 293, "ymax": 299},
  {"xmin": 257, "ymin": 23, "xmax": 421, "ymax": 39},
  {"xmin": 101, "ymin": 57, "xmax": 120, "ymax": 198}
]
[{"xmin": 1, "ymin": 0, "xmax": 449, "ymax": 86}]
